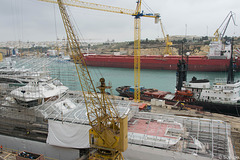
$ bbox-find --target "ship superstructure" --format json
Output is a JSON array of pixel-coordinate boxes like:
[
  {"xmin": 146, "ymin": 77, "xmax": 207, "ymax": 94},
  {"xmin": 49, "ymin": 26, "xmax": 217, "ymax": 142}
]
[
  {"xmin": 199, "ymin": 79, "xmax": 240, "ymax": 104},
  {"xmin": 208, "ymin": 40, "xmax": 231, "ymax": 59}
]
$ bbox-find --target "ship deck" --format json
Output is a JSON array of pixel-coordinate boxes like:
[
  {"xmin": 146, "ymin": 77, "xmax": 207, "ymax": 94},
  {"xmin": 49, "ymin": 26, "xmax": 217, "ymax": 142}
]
[{"xmin": 128, "ymin": 118, "xmax": 181, "ymax": 139}]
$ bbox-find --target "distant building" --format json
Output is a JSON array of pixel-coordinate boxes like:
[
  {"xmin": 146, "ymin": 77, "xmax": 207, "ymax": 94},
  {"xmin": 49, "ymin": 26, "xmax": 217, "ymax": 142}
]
[{"xmin": 156, "ymin": 35, "xmax": 202, "ymax": 42}]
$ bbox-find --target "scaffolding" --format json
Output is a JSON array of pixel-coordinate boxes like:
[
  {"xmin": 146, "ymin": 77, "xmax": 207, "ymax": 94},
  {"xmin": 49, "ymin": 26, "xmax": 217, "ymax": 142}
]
[
  {"xmin": 0, "ymin": 56, "xmax": 78, "ymax": 142},
  {"xmin": 130, "ymin": 112, "xmax": 232, "ymax": 159},
  {"xmin": 0, "ymin": 56, "xmax": 79, "ymax": 91},
  {"xmin": 35, "ymin": 90, "xmax": 138, "ymax": 124}
]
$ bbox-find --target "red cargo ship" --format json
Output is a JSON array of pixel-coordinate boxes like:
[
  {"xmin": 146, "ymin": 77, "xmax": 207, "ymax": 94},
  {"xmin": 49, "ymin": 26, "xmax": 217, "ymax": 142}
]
[
  {"xmin": 83, "ymin": 40, "xmax": 240, "ymax": 72},
  {"xmin": 83, "ymin": 54, "xmax": 239, "ymax": 72}
]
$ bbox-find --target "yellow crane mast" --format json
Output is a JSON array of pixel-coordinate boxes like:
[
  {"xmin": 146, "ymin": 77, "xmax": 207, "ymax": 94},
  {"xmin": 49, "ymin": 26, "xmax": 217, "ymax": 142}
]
[
  {"xmin": 48, "ymin": 0, "xmax": 128, "ymax": 159},
  {"xmin": 0, "ymin": 53, "xmax": 2, "ymax": 61},
  {"xmin": 159, "ymin": 19, "xmax": 172, "ymax": 55},
  {"xmin": 133, "ymin": 0, "xmax": 142, "ymax": 102},
  {"xmin": 39, "ymin": 0, "xmax": 160, "ymax": 102}
]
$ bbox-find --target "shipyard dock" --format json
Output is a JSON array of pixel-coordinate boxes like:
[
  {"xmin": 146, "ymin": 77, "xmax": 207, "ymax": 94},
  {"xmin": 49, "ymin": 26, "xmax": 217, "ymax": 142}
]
[
  {"xmin": 0, "ymin": 57, "xmax": 240, "ymax": 160},
  {"xmin": 0, "ymin": 89, "xmax": 239, "ymax": 160}
]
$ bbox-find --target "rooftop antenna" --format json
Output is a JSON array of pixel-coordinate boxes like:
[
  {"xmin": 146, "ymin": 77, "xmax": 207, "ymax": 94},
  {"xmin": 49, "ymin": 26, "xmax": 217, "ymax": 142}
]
[
  {"xmin": 185, "ymin": 24, "xmax": 187, "ymax": 37},
  {"xmin": 206, "ymin": 25, "xmax": 208, "ymax": 37}
]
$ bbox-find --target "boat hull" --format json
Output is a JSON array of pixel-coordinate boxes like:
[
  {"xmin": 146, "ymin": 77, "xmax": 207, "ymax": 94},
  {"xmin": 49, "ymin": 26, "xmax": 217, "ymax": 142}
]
[
  {"xmin": 116, "ymin": 87, "xmax": 240, "ymax": 117},
  {"xmin": 83, "ymin": 55, "xmax": 240, "ymax": 72},
  {"xmin": 192, "ymin": 101, "xmax": 240, "ymax": 116}
]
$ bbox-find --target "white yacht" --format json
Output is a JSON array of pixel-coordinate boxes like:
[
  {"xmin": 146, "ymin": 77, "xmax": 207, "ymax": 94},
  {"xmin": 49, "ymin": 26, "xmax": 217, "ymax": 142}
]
[{"xmin": 10, "ymin": 79, "xmax": 68, "ymax": 107}]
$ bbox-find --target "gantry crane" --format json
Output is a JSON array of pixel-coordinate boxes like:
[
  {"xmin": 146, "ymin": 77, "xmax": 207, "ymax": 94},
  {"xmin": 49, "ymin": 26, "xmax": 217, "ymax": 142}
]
[
  {"xmin": 39, "ymin": 0, "xmax": 160, "ymax": 102},
  {"xmin": 48, "ymin": 0, "xmax": 128, "ymax": 159},
  {"xmin": 159, "ymin": 19, "xmax": 172, "ymax": 55},
  {"xmin": 212, "ymin": 11, "xmax": 236, "ymax": 42}
]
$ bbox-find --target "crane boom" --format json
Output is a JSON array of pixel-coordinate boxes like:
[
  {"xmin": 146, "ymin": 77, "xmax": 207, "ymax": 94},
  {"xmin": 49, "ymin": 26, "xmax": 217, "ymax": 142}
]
[
  {"xmin": 213, "ymin": 11, "xmax": 237, "ymax": 42},
  {"xmin": 40, "ymin": 0, "xmax": 134, "ymax": 15},
  {"xmin": 39, "ymin": 0, "xmax": 160, "ymax": 102},
  {"xmin": 159, "ymin": 19, "xmax": 172, "ymax": 55},
  {"xmin": 54, "ymin": 0, "xmax": 128, "ymax": 159},
  {"xmin": 159, "ymin": 19, "xmax": 166, "ymax": 39},
  {"xmin": 39, "ymin": 0, "xmax": 159, "ymax": 18}
]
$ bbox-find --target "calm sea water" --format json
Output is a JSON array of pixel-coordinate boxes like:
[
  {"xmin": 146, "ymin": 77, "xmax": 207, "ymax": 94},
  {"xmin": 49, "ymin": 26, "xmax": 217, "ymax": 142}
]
[{"xmin": 81, "ymin": 66, "xmax": 240, "ymax": 95}]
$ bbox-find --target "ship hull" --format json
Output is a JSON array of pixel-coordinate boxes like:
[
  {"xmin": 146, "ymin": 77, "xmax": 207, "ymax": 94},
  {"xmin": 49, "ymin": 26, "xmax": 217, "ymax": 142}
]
[
  {"xmin": 192, "ymin": 101, "xmax": 240, "ymax": 116},
  {"xmin": 116, "ymin": 88, "xmax": 240, "ymax": 117},
  {"xmin": 83, "ymin": 55, "xmax": 240, "ymax": 72}
]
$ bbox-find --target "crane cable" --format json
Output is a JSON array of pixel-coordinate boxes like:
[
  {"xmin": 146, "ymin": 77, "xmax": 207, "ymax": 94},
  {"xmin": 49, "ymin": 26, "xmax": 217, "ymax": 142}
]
[
  {"xmin": 63, "ymin": 5, "xmax": 105, "ymax": 86},
  {"xmin": 53, "ymin": 4, "xmax": 58, "ymax": 40},
  {"xmin": 142, "ymin": 0, "xmax": 154, "ymax": 14}
]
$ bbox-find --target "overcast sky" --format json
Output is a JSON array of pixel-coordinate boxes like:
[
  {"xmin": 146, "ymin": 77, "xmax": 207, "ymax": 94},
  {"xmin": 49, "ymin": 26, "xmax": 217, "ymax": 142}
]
[{"xmin": 1, "ymin": 0, "xmax": 240, "ymax": 42}]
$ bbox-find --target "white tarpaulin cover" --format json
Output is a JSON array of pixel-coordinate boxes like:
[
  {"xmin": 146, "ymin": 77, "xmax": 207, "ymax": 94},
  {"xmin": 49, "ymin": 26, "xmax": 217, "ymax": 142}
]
[{"xmin": 47, "ymin": 119, "xmax": 91, "ymax": 148}]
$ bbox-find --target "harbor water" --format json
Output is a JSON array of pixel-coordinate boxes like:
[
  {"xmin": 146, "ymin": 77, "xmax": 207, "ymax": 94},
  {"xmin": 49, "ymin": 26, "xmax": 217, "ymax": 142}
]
[
  {"xmin": 87, "ymin": 66, "xmax": 240, "ymax": 95},
  {"xmin": 49, "ymin": 58, "xmax": 240, "ymax": 95},
  {"xmin": 8, "ymin": 57, "xmax": 240, "ymax": 96}
]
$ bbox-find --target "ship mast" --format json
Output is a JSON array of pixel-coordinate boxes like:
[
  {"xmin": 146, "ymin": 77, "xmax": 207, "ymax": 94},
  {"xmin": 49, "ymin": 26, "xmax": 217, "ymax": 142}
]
[
  {"xmin": 227, "ymin": 37, "xmax": 235, "ymax": 84},
  {"xmin": 176, "ymin": 41, "xmax": 188, "ymax": 91}
]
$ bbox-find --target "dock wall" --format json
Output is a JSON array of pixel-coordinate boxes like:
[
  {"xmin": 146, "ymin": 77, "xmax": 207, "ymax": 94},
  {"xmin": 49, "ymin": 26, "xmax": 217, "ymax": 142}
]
[{"xmin": 0, "ymin": 134, "xmax": 80, "ymax": 160}]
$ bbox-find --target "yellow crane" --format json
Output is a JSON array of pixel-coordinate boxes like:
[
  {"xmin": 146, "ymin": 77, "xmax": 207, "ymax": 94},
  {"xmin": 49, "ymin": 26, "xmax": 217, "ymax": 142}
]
[
  {"xmin": 0, "ymin": 53, "xmax": 2, "ymax": 61},
  {"xmin": 0, "ymin": 53, "xmax": 3, "ymax": 62},
  {"xmin": 212, "ymin": 11, "xmax": 236, "ymax": 42},
  {"xmin": 39, "ymin": 0, "xmax": 160, "ymax": 102},
  {"xmin": 159, "ymin": 19, "xmax": 172, "ymax": 55},
  {"xmin": 46, "ymin": 0, "xmax": 128, "ymax": 159}
]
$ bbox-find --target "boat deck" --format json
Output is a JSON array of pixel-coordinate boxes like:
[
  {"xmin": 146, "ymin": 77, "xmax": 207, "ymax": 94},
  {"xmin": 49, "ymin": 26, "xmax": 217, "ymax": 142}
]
[{"xmin": 128, "ymin": 118, "xmax": 181, "ymax": 139}]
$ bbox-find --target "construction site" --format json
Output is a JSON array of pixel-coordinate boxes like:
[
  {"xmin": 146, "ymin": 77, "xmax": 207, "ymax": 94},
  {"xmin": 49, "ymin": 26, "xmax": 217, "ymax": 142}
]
[
  {"xmin": 0, "ymin": 57, "xmax": 239, "ymax": 160},
  {"xmin": 1, "ymin": 0, "xmax": 240, "ymax": 160}
]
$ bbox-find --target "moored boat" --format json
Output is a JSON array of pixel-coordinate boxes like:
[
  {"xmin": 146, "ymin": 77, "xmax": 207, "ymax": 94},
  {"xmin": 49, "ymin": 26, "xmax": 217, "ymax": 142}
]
[
  {"xmin": 83, "ymin": 54, "xmax": 238, "ymax": 72},
  {"xmin": 82, "ymin": 37, "xmax": 238, "ymax": 72},
  {"xmin": 10, "ymin": 79, "xmax": 68, "ymax": 107},
  {"xmin": 116, "ymin": 38, "xmax": 240, "ymax": 116}
]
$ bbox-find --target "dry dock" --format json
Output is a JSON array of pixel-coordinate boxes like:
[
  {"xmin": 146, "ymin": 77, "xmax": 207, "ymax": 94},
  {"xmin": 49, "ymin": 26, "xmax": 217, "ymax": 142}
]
[
  {"xmin": 0, "ymin": 91, "xmax": 239, "ymax": 160},
  {"xmin": 0, "ymin": 57, "xmax": 240, "ymax": 159},
  {"xmin": 150, "ymin": 100, "xmax": 240, "ymax": 159}
]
